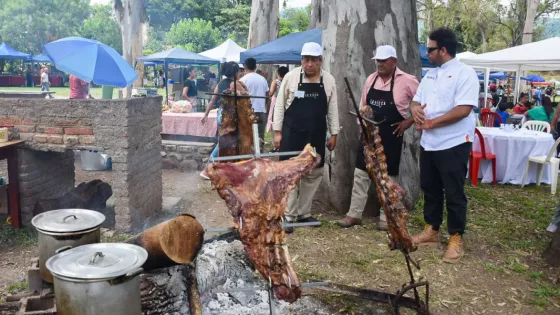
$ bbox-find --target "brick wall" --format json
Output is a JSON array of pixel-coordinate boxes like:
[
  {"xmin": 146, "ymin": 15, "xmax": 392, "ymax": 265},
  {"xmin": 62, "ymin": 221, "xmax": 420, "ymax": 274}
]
[{"xmin": 0, "ymin": 97, "xmax": 163, "ymax": 232}]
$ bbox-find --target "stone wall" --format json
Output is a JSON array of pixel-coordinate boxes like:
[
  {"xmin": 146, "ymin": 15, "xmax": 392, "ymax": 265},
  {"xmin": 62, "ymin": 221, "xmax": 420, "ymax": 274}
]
[
  {"xmin": 0, "ymin": 96, "xmax": 163, "ymax": 232},
  {"xmin": 161, "ymin": 140, "xmax": 214, "ymax": 171}
]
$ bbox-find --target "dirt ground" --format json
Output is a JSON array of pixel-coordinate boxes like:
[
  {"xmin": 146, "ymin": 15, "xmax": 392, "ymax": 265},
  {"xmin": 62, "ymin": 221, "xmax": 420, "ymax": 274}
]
[{"xmin": 1, "ymin": 166, "xmax": 560, "ymax": 314}]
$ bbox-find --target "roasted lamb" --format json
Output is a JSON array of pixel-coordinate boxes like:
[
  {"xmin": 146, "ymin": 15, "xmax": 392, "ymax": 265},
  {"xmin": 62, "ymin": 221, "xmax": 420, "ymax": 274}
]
[{"xmin": 218, "ymin": 90, "xmax": 257, "ymax": 157}]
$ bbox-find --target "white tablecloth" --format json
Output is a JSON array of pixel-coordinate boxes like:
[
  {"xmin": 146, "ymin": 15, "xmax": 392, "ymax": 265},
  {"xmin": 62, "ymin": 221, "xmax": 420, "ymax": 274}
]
[{"xmin": 473, "ymin": 127, "xmax": 555, "ymax": 185}]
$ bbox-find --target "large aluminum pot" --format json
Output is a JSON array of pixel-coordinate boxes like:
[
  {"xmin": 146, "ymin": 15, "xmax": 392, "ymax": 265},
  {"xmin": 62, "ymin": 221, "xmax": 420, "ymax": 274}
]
[
  {"xmin": 46, "ymin": 243, "xmax": 147, "ymax": 315},
  {"xmin": 31, "ymin": 209, "xmax": 105, "ymax": 283}
]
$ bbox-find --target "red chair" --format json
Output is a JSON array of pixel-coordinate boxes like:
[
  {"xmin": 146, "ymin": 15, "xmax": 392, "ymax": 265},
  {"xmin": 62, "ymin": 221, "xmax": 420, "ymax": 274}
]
[
  {"xmin": 480, "ymin": 112, "xmax": 502, "ymax": 127},
  {"xmin": 469, "ymin": 128, "xmax": 497, "ymax": 187}
]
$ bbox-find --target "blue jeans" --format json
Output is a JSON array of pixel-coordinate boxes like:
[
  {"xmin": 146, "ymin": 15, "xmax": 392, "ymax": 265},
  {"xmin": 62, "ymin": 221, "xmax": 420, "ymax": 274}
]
[
  {"xmin": 210, "ymin": 108, "xmax": 222, "ymax": 158},
  {"xmin": 41, "ymin": 83, "xmax": 50, "ymax": 92}
]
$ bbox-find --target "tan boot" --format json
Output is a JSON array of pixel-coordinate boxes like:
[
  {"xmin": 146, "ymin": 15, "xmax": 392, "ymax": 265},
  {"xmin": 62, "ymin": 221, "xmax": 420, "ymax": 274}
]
[
  {"xmin": 442, "ymin": 233, "xmax": 464, "ymax": 264},
  {"xmin": 411, "ymin": 224, "xmax": 439, "ymax": 247},
  {"xmin": 376, "ymin": 220, "xmax": 388, "ymax": 231},
  {"xmin": 337, "ymin": 216, "xmax": 362, "ymax": 228}
]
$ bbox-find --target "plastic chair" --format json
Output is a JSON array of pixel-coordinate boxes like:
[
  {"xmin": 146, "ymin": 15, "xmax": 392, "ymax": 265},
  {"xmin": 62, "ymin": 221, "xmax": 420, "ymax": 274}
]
[
  {"xmin": 521, "ymin": 136, "xmax": 560, "ymax": 195},
  {"xmin": 522, "ymin": 120, "xmax": 551, "ymax": 133},
  {"xmin": 469, "ymin": 128, "xmax": 497, "ymax": 187},
  {"xmin": 480, "ymin": 112, "xmax": 502, "ymax": 127}
]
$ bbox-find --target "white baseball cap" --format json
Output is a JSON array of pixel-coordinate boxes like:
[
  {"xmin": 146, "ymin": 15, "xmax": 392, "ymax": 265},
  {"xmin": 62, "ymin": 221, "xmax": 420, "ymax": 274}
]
[
  {"xmin": 373, "ymin": 45, "xmax": 397, "ymax": 60},
  {"xmin": 301, "ymin": 42, "xmax": 322, "ymax": 57}
]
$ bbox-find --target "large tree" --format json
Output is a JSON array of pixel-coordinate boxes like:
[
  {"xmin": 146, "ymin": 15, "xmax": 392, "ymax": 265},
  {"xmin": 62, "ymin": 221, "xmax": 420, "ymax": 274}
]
[
  {"xmin": 113, "ymin": 0, "xmax": 146, "ymax": 92},
  {"xmin": 166, "ymin": 18, "xmax": 222, "ymax": 52},
  {"xmin": 247, "ymin": 0, "xmax": 279, "ymax": 80},
  {"xmin": 312, "ymin": 0, "xmax": 422, "ymax": 214},
  {"xmin": 80, "ymin": 4, "xmax": 123, "ymax": 54}
]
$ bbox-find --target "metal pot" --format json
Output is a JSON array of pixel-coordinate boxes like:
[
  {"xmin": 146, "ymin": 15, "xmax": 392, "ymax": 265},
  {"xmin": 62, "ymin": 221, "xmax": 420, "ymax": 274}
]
[
  {"xmin": 46, "ymin": 243, "xmax": 147, "ymax": 315},
  {"xmin": 31, "ymin": 209, "xmax": 105, "ymax": 283}
]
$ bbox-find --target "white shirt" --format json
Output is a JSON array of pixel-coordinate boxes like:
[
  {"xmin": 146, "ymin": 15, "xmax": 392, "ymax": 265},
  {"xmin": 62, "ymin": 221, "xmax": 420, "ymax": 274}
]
[
  {"xmin": 240, "ymin": 72, "xmax": 269, "ymax": 113},
  {"xmin": 413, "ymin": 58, "xmax": 479, "ymax": 151},
  {"xmin": 41, "ymin": 72, "xmax": 49, "ymax": 83}
]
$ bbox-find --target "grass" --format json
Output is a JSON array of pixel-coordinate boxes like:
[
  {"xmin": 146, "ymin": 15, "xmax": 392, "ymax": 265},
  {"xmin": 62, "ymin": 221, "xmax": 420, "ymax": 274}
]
[
  {"xmin": 6, "ymin": 281, "xmax": 27, "ymax": 295},
  {"xmin": 0, "ymin": 86, "xmax": 114, "ymax": 99},
  {"xmin": 0, "ymin": 223, "xmax": 37, "ymax": 246}
]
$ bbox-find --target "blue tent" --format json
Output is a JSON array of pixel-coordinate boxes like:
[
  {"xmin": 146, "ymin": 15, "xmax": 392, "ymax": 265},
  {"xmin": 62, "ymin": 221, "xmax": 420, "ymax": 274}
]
[
  {"xmin": 136, "ymin": 48, "xmax": 220, "ymax": 103},
  {"xmin": 0, "ymin": 42, "xmax": 31, "ymax": 60},
  {"xmin": 418, "ymin": 44, "xmax": 434, "ymax": 68},
  {"xmin": 477, "ymin": 72, "xmax": 508, "ymax": 80},
  {"xmin": 526, "ymin": 74, "xmax": 545, "ymax": 82},
  {"xmin": 31, "ymin": 53, "xmax": 51, "ymax": 63},
  {"xmin": 240, "ymin": 28, "xmax": 322, "ymax": 64}
]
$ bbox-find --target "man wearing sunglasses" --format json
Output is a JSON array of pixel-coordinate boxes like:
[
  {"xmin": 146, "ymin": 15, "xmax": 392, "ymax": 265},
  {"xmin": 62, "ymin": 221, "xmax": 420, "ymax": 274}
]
[
  {"xmin": 337, "ymin": 45, "xmax": 418, "ymax": 230},
  {"xmin": 410, "ymin": 28, "xmax": 479, "ymax": 264}
]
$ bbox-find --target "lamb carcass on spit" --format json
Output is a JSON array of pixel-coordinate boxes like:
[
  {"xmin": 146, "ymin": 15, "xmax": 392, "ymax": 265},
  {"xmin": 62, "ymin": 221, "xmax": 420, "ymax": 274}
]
[
  {"xmin": 206, "ymin": 144, "xmax": 321, "ymax": 302},
  {"xmin": 219, "ymin": 89, "xmax": 257, "ymax": 157},
  {"xmin": 361, "ymin": 106, "xmax": 417, "ymax": 253}
]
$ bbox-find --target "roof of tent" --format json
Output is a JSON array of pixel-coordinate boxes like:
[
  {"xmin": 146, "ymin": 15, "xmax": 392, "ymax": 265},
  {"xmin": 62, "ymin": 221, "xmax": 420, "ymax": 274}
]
[
  {"xmin": 0, "ymin": 43, "xmax": 31, "ymax": 60},
  {"xmin": 419, "ymin": 44, "xmax": 434, "ymax": 68},
  {"xmin": 240, "ymin": 28, "xmax": 322, "ymax": 64},
  {"xmin": 200, "ymin": 39, "xmax": 246, "ymax": 63},
  {"xmin": 136, "ymin": 47, "xmax": 219, "ymax": 65},
  {"xmin": 457, "ymin": 51, "xmax": 477, "ymax": 60},
  {"xmin": 461, "ymin": 37, "xmax": 560, "ymax": 71},
  {"xmin": 31, "ymin": 53, "xmax": 51, "ymax": 63}
]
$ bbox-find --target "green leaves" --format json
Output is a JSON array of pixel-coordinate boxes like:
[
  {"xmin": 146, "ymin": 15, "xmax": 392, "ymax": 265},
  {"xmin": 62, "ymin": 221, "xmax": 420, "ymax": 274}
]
[
  {"xmin": 79, "ymin": 5, "xmax": 122, "ymax": 54},
  {"xmin": 166, "ymin": 18, "xmax": 222, "ymax": 53}
]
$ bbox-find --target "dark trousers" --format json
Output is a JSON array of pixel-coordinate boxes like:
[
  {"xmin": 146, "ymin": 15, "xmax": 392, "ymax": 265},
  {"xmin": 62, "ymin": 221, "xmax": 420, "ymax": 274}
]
[
  {"xmin": 255, "ymin": 112, "xmax": 267, "ymax": 141},
  {"xmin": 420, "ymin": 142, "xmax": 471, "ymax": 235}
]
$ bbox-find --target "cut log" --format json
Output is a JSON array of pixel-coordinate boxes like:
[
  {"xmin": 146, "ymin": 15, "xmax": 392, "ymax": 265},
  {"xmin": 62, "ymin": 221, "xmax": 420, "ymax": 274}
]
[
  {"xmin": 544, "ymin": 230, "xmax": 560, "ymax": 267},
  {"xmin": 125, "ymin": 213, "xmax": 204, "ymax": 271}
]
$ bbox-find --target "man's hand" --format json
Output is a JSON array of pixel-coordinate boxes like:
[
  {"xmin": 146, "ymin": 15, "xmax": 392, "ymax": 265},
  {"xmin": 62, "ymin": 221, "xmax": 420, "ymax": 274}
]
[
  {"xmin": 327, "ymin": 135, "xmax": 337, "ymax": 151},
  {"xmin": 273, "ymin": 131, "xmax": 282, "ymax": 149},
  {"xmin": 392, "ymin": 118, "xmax": 414, "ymax": 137},
  {"xmin": 412, "ymin": 104, "xmax": 427, "ymax": 125},
  {"xmin": 200, "ymin": 115, "xmax": 208, "ymax": 124}
]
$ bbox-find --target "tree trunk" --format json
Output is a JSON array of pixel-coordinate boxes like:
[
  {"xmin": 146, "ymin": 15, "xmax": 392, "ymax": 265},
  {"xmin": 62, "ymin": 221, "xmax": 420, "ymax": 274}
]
[
  {"xmin": 113, "ymin": 0, "xmax": 145, "ymax": 97},
  {"xmin": 424, "ymin": 0, "xmax": 434, "ymax": 45},
  {"xmin": 478, "ymin": 24, "xmax": 487, "ymax": 53},
  {"xmin": 522, "ymin": 0, "xmax": 539, "ymax": 44},
  {"xmin": 309, "ymin": 0, "xmax": 321, "ymax": 29},
  {"xmin": 313, "ymin": 0, "xmax": 422, "ymax": 215},
  {"xmin": 248, "ymin": 0, "xmax": 279, "ymax": 83},
  {"xmin": 543, "ymin": 230, "xmax": 560, "ymax": 267}
]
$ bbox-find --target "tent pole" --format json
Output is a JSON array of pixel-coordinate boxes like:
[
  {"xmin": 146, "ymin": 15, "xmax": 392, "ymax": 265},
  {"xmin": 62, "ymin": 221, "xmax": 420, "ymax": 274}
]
[
  {"xmin": 514, "ymin": 65, "xmax": 521, "ymax": 103},
  {"xmin": 484, "ymin": 68, "xmax": 490, "ymax": 108},
  {"xmin": 165, "ymin": 61, "xmax": 169, "ymax": 104}
]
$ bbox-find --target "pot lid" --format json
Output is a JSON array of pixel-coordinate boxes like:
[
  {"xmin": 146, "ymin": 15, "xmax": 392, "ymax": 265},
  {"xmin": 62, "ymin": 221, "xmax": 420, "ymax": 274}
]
[
  {"xmin": 31, "ymin": 209, "xmax": 105, "ymax": 233},
  {"xmin": 46, "ymin": 243, "xmax": 148, "ymax": 280}
]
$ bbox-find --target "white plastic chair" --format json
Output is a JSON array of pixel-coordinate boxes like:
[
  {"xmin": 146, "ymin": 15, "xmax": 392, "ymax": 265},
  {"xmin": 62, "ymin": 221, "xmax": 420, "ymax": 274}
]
[
  {"xmin": 523, "ymin": 120, "xmax": 551, "ymax": 133},
  {"xmin": 521, "ymin": 136, "xmax": 560, "ymax": 194}
]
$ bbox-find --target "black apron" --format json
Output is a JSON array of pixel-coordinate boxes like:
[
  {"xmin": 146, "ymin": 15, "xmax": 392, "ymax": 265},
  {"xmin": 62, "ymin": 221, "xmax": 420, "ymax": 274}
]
[
  {"xmin": 279, "ymin": 72, "xmax": 328, "ymax": 167},
  {"xmin": 355, "ymin": 71, "xmax": 404, "ymax": 176}
]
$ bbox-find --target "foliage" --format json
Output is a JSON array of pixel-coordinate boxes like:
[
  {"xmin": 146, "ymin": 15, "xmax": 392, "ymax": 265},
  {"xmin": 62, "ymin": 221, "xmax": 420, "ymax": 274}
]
[
  {"xmin": 80, "ymin": 4, "xmax": 122, "ymax": 54},
  {"xmin": 166, "ymin": 18, "xmax": 222, "ymax": 52},
  {"xmin": 0, "ymin": 0, "xmax": 90, "ymax": 54},
  {"xmin": 7, "ymin": 281, "xmax": 28, "ymax": 295},
  {"xmin": 0, "ymin": 224, "xmax": 36, "ymax": 246},
  {"xmin": 215, "ymin": 3, "xmax": 250, "ymax": 47},
  {"xmin": 279, "ymin": 6, "xmax": 311, "ymax": 37}
]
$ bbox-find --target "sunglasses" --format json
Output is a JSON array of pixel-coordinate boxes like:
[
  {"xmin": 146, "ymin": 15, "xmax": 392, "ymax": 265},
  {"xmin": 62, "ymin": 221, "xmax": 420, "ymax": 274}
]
[{"xmin": 427, "ymin": 46, "xmax": 440, "ymax": 53}]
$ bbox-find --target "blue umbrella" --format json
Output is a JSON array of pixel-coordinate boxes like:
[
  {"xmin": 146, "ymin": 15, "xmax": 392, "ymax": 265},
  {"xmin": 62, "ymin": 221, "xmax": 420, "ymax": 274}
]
[
  {"xmin": 526, "ymin": 74, "xmax": 545, "ymax": 82},
  {"xmin": 44, "ymin": 37, "xmax": 137, "ymax": 88}
]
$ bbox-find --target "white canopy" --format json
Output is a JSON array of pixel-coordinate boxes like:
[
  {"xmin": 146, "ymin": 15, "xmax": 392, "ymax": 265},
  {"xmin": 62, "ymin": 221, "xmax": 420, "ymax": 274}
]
[
  {"xmin": 199, "ymin": 39, "xmax": 246, "ymax": 63},
  {"xmin": 460, "ymin": 37, "xmax": 560, "ymax": 71},
  {"xmin": 456, "ymin": 51, "xmax": 477, "ymax": 60}
]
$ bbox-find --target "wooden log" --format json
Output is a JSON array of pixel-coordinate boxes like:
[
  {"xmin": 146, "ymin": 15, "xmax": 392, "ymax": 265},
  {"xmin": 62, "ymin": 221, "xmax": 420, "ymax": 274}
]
[
  {"xmin": 125, "ymin": 213, "xmax": 204, "ymax": 271},
  {"xmin": 186, "ymin": 263, "xmax": 202, "ymax": 315},
  {"xmin": 544, "ymin": 230, "xmax": 560, "ymax": 267}
]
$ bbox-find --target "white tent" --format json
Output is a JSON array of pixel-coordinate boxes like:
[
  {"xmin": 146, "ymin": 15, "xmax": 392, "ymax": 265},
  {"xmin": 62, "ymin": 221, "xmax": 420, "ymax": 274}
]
[
  {"xmin": 461, "ymin": 37, "xmax": 560, "ymax": 101},
  {"xmin": 456, "ymin": 51, "xmax": 477, "ymax": 60},
  {"xmin": 199, "ymin": 39, "xmax": 246, "ymax": 63}
]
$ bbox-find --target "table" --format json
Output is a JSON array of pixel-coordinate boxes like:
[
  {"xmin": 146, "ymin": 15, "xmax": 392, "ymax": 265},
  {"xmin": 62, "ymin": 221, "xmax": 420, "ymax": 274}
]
[
  {"xmin": 473, "ymin": 127, "xmax": 555, "ymax": 185},
  {"xmin": 162, "ymin": 112, "xmax": 218, "ymax": 137},
  {"xmin": 0, "ymin": 75, "xmax": 25, "ymax": 87},
  {"xmin": 0, "ymin": 140, "xmax": 24, "ymax": 228}
]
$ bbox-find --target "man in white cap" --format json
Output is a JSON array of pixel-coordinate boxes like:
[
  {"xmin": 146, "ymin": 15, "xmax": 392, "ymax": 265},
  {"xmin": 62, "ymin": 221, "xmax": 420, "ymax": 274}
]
[
  {"xmin": 337, "ymin": 45, "xmax": 418, "ymax": 230},
  {"xmin": 273, "ymin": 42, "xmax": 339, "ymax": 233}
]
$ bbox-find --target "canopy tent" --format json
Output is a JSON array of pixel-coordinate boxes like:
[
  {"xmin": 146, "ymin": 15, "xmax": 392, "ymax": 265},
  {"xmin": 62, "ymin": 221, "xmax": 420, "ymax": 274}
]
[
  {"xmin": 457, "ymin": 51, "xmax": 477, "ymax": 60},
  {"xmin": 30, "ymin": 53, "xmax": 51, "ymax": 63},
  {"xmin": 200, "ymin": 39, "xmax": 246, "ymax": 63},
  {"xmin": 136, "ymin": 48, "xmax": 220, "ymax": 103},
  {"xmin": 526, "ymin": 74, "xmax": 545, "ymax": 82},
  {"xmin": 418, "ymin": 44, "xmax": 435, "ymax": 68},
  {"xmin": 461, "ymin": 37, "xmax": 560, "ymax": 102},
  {"xmin": 477, "ymin": 71, "xmax": 507, "ymax": 80},
  {"xmin": 0, "ymin": 43, "xmax": 31, "ymax": 60}
]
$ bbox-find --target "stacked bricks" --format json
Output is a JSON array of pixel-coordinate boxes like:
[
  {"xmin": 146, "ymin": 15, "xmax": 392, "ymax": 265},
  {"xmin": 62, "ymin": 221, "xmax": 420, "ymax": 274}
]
[
  {"xmin": 160, "ymin": 140, "xmax": 214, "ymax": 171},
  {"xmin": 0, "ymin": 97, "xmax": 163, "ymax": 232}
]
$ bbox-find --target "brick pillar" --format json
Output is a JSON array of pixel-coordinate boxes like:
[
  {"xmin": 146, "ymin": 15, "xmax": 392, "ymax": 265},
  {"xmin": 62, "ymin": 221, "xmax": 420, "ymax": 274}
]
[{"xmin": 18, "ymin": 149, "xmax": 75, "ymax": 222}]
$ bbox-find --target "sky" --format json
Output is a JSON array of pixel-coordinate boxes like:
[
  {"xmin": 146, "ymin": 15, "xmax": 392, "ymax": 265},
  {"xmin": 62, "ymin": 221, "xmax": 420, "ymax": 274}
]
[{"xmin": 90, "ymin": 0, "xmax": 311, "ymax": 9}]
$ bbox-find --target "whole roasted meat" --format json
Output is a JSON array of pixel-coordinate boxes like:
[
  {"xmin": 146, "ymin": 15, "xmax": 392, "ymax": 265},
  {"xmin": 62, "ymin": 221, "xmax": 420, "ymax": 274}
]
[
  {"xmin": 361, "ymin": 106, "xmax": 417, "ymax": 253},
  {"xmin": 206, "ymin": 144, "xmax": 321, "ymax": 302},
  {"xmin": 219, "ymin": 89, "xmax": 257, "ymax": 157}
]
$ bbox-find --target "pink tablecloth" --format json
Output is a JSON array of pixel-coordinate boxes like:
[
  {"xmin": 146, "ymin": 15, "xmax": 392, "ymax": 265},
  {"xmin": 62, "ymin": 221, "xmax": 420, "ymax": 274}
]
[{"xmin": 162, "ymin": 112, "xmax": 217, "ymax": 137}]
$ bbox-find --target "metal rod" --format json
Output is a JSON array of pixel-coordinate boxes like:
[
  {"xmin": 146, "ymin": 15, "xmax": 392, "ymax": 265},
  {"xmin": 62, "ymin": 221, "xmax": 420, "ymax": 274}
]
[
  {"xmin": 348, "ymin": 110, "xmax": 387, "ymax": 125},
  {"xmin": 205, "ymin": 92, "xmax": 269, "ymax": 99},
  {"xmin": 253, "ymin": 123, "xmax": 261, "ymax": 157},
  {"xmin": 205, "ymin": 221, "xmax": 321, "ymax": 233},
  {"xmin": 209, "ymin": 151, "xmax": 301, "ymax": 162}
]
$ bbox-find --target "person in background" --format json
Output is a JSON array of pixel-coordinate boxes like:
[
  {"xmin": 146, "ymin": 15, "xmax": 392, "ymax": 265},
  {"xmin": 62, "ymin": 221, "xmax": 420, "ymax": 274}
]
[
  {"xmin": 41, "ymin": 67, "xmax": 53, "ymax": 98},
  {"xmin": 494, "ymin": 102, "xmax": 513, "ymax": 127},
  {"xmin": 240, "ymin": 57, "xmax": 269, "ymax": 144},
  {"xmin": 513, "ymin": 92, "xmax": 530, "ymax": 114},
  {"xmin": 25, "ymin": 65, "xmax": 32, "ymax": 87},
  {"xmin": 554, "ymin": 90, "xmax": 560, "ymax": 103},
  {"xmin": 69, "ymin": 75, "xmax": 89, "ymax": 99},
  {"xmin": 497, "ymin": 85, "xmax": 505, "ymax": 96},
  {"xmin": 491, "ymin": 85, "xmax": 504, "ymax": 108},
  {"xmin": 200, "ymin": 62, "xmax": 247, "ymax": 179},
  {"xmin": 527, "ymin": 96, "xmax": 555, "ymax": 122},
  {"xmin": 238, "ymin": 64, "xmax": 246, "ymax": 78},
  {"xmin": 410, "ymin": 28, "xmax": 478, "ymax": 264},
  {"xmin": 534, "ymin": 86, "xmax": 542, "ymax": 106},
  {"xmin": 267, "ymin": 66, "xmax": 289, "ymax": 132},
  {"xmin": 182, "ymin": 66, "xmax": 198, "ymax": 105}
]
